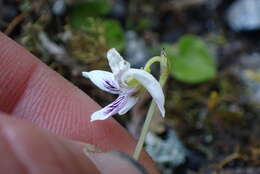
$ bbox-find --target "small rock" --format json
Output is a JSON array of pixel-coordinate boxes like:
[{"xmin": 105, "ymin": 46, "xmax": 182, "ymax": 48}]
[
  {"xmin": 226, "ymin": 0, "xmax": 260, "ymax": 31},
  {"xmin": 145, "ymin": 130, "xmax": 186, "ymax": 174},
  {"xmin": 125, "ymin": 31, "xmax": 150, "ymax": 68}
]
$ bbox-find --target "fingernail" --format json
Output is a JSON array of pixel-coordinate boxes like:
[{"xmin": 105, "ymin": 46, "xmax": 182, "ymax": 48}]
[{"xmin": 84, "ymin": 151, "xmax": 149, "ymax": 174}]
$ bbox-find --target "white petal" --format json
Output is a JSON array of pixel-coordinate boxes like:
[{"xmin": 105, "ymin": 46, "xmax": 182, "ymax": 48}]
[
  {"xmin": 107, "ymin": 48, "xmax": 130, "ymax": 77},
  {"xmin": 118, "ymin": 97, "xmax": 138, "ymax": 115},
  {"xmin": 123, "ymin": 69, "xmax": 165, "ymax": 117},
  {"xmin": 82, "ymin": 70, "xmax": 121, "ymax": 94},
  {"xmin": 91, "ymin": 95, "xmax": 127, "ymax": 121}
]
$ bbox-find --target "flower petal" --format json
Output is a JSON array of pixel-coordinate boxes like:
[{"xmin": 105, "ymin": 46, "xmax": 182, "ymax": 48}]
[
  {"xmin": 82, "ymin": 70, "xmax": 121, "ymax": 94},
  {"xmin": 118, "ymin": 96, "xmax": 138, "ymax": 115},
  {"xmin": 123, "ymin": 69, "xmax": 165, "ymax": 117},
  {"xmin": 107, "ymin": 48, "xmax": 130, "ymax": 79},
  {"xmin": 91, "ymin": 94, "xmax": 128, "ymax": 121}
]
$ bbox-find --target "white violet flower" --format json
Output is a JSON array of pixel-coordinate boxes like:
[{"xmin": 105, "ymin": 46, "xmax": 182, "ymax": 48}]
[{"xmin": 82, "ymin": 48, "xmax": 165, "ymax": 122}]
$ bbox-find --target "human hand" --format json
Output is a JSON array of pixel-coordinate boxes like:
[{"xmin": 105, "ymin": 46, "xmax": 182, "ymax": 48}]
[{"xmin": 0, "ymin": 33, "xmax": 159, "ymax": 174}]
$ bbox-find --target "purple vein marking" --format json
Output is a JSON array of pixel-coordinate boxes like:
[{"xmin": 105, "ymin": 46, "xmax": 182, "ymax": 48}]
[
  {"xmin": 103, "ymin": 80, "xmax": 120, "ymax": 92},
  {"xmin": 104, "ymin": 95, "xmax": 125, "ymax": 114}
]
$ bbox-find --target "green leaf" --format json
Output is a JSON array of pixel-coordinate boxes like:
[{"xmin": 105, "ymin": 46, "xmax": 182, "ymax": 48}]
[
  {"xmin": 103, "ymin": 20, "xmax": 125, "ymax": 51},
  {"xmin": 68, "ymin": 0, "xmax": 111, "ymax": 30},
  {"xmin": 165, "ymin": 34, "xmax": 217, "ymax": 83}
]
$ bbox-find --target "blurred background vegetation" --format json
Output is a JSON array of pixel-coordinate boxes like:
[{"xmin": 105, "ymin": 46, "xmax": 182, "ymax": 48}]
[{"xmin": 1, "ymin": 0, "xmax": 260, "ymax": 173}]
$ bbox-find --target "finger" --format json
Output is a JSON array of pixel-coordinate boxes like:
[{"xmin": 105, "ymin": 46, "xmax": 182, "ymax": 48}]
[
  {"xmin": 0, "ymin": 33, "xmax": 159, "ymax": 173},
  {"xmin": 0, "ymin": 113, "xmax": 147, "ymax": 174}
]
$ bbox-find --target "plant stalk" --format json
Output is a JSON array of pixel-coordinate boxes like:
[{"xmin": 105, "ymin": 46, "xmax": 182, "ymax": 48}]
[
  {"xmin": 133, "ymin": 53, "xmax": 168, "ymax": 160},
  {"xmin": 133, "ymin": 100, "xmax": 157, "ymax": 160}
]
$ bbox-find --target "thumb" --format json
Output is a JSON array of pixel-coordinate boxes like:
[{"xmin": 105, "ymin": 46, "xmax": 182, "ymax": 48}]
[{"xmin": 0, "ymin": 113, "xmax": 147, "ymax": 174}]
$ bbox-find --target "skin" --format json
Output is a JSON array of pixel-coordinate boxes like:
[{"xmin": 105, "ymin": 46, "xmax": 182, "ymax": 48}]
[{"xmin": 0, "ymin": 32, "xmax": 159, "ymax": 174}]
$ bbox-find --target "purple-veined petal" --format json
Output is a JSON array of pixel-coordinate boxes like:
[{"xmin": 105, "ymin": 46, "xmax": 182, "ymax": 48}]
[
  {"xmin": 118, "ymin": 96, "xmax": 138, "ymax": 115},
  {"xmin": 107, "ymin": 48, "xmax": 130, "ymax": 81},
  {"xmin": 82, "ymin": 70, "xmax": 121, "ymax": 94},
  {"xmin": 123, "ymin": 69, "xmax": 165, "ymax": 117},
  {"xmin": 91, "ymin": 94, "xmax": 128, "ymax": 121}
]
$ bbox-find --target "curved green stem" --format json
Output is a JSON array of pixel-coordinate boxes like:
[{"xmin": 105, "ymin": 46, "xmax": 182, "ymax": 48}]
[{"xmin": 144, "ymin": 56, "xmax": 161, "ymax": 72}]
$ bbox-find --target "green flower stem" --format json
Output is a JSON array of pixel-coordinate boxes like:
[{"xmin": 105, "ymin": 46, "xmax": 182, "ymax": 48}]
[
  {"xmin": 133, "ymin": 99, "xmax": 157, "ymax": 160},
  {"xmin": 133, "ymin": 54, "xmax": 168, "ymax": 161}
]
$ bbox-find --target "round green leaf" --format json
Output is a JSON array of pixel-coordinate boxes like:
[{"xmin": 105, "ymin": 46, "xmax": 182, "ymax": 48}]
[{"xmin": 165, "ymin": 35, "xmax": 217, "ymax": 83}]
